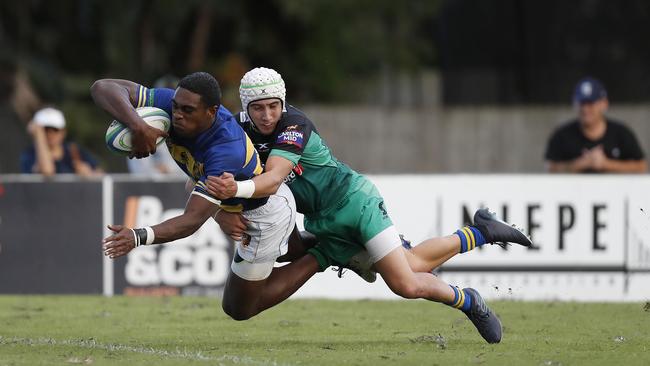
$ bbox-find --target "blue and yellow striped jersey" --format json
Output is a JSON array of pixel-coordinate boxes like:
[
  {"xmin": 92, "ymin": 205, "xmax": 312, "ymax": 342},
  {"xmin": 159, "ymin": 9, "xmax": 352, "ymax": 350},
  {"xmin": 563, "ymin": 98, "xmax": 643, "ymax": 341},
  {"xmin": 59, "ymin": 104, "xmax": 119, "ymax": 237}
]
[{"xmin": 136, "ymin": 86, "xmax": 266, "ymax": 212}]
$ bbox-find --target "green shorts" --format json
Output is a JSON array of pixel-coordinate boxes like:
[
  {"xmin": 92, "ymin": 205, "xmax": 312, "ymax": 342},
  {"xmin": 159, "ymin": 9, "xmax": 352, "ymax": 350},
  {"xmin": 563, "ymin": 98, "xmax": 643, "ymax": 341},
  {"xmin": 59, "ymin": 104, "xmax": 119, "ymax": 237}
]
[{"xmin": 304, "ymin": 178, "xmax": 399, "ymax": 266}]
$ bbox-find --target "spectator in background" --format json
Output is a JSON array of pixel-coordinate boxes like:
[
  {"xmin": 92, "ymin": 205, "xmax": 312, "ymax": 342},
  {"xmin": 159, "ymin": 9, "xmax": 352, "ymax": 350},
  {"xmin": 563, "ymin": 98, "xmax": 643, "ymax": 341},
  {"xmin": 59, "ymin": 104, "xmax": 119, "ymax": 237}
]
[
  {"xmin": 20, "ymin": 107, "xmax": 102, "ymax": 177},
  {"xmin": 545, "ymin": 77, "xmax": 647, "ymax": 173}
]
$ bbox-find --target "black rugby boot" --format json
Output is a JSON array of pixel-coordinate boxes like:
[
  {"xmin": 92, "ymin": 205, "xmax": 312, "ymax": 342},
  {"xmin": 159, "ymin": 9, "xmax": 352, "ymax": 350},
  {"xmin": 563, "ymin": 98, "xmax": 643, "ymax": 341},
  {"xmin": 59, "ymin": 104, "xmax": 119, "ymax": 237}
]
[
  {"xmin": 473, "ymin": 208, "xmax": 533, "ymax": 248},
  {"xmin": 463, "ymin": 288, "xmax": 502, "ymax": 344}
]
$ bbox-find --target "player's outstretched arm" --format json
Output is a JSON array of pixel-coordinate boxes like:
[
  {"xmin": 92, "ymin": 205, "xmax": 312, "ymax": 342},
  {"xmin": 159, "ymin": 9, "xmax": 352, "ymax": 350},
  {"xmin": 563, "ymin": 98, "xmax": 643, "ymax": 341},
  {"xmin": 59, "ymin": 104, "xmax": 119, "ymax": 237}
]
[
  {"xmin": 90, "ymin": 79, "xmax": 167, "ymax": 158},
  {"xmin": 102, "ymin": 195, "xmax": 218, "ymax": 259},
  {"xmin": 152, "ymin": 195, "xmax": 218, "ymax": 243},
  {"xmin": 206, "ymin": 156, "xmax": 294, "ymax": 199}
]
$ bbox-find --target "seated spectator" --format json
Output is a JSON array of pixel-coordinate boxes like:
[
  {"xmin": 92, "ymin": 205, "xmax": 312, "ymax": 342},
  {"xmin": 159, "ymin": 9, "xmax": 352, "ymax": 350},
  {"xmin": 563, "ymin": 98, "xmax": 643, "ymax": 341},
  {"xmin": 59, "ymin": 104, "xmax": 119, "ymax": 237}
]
[
  {"xmin": 545, "ymin": 77, "xmax": 647, "ymax": 173},
  {"xmin": 20, "ymin": 107, "xmax": 102, "ymax": 177}
]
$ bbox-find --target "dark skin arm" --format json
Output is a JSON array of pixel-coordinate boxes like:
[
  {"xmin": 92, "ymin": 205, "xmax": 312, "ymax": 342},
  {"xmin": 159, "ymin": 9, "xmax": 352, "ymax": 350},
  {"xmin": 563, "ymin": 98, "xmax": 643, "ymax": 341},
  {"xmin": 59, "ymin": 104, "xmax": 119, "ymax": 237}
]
[
  {"xmin": 90, "ymin": 79, "xmax": 168, "ymax": 158},
  {"xmin": 214, "ymin": 209, "xmax": 249, "ymax": 241},
  {"xmin": 102, "ymin": 195, "xmax": 217, "ymax": 259}
]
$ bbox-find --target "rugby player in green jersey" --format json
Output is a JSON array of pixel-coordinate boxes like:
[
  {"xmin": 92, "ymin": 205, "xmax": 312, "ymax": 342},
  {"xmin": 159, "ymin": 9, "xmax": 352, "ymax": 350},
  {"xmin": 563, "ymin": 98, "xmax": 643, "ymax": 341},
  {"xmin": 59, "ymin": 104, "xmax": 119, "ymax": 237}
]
[{"xmin": 207, "ymin": 67, "xmax": 533, "ymax": 344}]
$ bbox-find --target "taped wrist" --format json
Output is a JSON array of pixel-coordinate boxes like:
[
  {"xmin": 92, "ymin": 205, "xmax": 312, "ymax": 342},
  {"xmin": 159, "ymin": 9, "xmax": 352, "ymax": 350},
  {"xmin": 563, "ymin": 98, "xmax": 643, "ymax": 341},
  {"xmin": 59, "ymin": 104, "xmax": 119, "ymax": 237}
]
[
  {"xmin": 235, "ymin": 180, "xmax": 255, "ymax": 198},
  {"xmin": 132, "ymin": 226, "xmax": 155, "ymax": 247}
]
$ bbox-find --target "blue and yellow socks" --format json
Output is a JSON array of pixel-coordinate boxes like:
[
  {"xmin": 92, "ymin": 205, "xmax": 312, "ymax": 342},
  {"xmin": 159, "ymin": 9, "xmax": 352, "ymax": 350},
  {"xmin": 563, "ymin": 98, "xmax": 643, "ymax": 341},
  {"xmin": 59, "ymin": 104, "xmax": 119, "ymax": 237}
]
[
  {"xmin": 446, "ymin": 285, "xmax": 472, "ymax": 312},
  {"xmin": 455, "ymin": 226, "xmax": 486, "ymax": 253}
]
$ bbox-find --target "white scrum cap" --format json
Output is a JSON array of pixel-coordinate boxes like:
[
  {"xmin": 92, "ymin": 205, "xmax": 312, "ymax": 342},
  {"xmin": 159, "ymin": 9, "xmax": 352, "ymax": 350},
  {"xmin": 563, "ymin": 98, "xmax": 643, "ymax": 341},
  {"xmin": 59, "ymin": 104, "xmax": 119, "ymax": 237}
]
[{"xmin": 239, "ymin": 67, "xmax": 286, "ymax": 119}]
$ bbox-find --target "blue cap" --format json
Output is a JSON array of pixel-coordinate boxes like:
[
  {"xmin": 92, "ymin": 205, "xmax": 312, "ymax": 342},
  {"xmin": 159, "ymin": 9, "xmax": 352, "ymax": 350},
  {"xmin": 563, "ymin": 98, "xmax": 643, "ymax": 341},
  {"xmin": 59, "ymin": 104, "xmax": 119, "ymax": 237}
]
[{"xmin": 573, "ymin": 77, "xmax": 607, "ymax": 103}]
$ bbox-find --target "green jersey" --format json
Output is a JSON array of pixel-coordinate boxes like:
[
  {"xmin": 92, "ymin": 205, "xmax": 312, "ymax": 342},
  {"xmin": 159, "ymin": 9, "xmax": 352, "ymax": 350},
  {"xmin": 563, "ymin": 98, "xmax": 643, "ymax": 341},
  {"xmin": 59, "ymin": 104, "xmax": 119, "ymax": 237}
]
[
  {"xmin": 237, "ymin": 106, "xmax": 364, "ymax": 216},
  {"xmin": 238, "ymin": 106, "xmax": 395, "ymax": 265}
]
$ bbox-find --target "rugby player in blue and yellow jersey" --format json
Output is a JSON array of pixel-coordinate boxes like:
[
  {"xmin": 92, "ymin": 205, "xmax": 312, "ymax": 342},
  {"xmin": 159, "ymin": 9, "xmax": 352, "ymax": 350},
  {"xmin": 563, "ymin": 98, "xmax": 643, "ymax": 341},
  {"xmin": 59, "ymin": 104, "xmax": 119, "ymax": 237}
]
[
  {"xmin": 90, "ymin": 72, "xmax": 321, "ymax": 320},
  {"xmin": 207, "ymin": 67, "xmax": 534, "ymax": 343}
]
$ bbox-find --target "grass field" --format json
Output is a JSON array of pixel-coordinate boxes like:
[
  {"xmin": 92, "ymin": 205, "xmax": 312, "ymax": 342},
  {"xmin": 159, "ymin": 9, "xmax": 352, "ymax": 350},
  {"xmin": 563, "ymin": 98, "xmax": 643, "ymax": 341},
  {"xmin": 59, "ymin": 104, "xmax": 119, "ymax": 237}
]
[{"xmin": 0, "ymin": 296, "xmax": 649, "ymax": 365}]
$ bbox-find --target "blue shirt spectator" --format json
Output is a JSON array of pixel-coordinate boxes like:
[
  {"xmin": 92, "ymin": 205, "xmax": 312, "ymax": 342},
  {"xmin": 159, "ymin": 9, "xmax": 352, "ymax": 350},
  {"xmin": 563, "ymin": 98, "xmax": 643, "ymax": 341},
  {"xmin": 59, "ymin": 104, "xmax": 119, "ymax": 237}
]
[{"xmin": 20, "ymin": 107, "xmax": 101, "ymax": 176}]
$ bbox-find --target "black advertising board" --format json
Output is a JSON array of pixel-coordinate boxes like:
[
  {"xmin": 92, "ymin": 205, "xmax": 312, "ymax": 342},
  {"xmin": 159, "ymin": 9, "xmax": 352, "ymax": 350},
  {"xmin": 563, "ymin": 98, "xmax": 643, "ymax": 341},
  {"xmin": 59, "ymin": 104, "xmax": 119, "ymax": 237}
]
[
  {"xmin": 0, "ymin": 177, "xmax": 234, "ymax": 296},
  {"xmin": 0, "ymin": 180, "xmax": 103, "ymax": 294},
  {"xmin": 110, "ymin": 179, "xmax": 234, "ymax": 297}
]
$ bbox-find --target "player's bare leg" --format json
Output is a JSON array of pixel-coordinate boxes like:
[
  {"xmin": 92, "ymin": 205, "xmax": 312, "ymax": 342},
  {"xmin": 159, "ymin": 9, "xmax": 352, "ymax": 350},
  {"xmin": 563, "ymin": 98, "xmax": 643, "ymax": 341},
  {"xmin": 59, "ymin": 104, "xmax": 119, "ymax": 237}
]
[
  {"xmin": 374, "ymin": 247, "xmax": 456, "ymax": 301},
  {"xmin": 374, "ymin": 246, "xmax": 502, "ymax": 343},
  {"xmin": 221, "ymin": 254, "xmax": 319, "ymax": 320},
  {"xmin": 337, "ymin": 235, "xmax": 454, "ymax": 283},
  {"xmin": 374, "ymin": 208, "xmax": 533, "ymax": 274},
  {"xmin": 403, "ymin": 235, "xmax": 460, "ymax": 272},
  {"xmin": 221, "ymin": 226, "xmax": 320, "ymax": 320}
]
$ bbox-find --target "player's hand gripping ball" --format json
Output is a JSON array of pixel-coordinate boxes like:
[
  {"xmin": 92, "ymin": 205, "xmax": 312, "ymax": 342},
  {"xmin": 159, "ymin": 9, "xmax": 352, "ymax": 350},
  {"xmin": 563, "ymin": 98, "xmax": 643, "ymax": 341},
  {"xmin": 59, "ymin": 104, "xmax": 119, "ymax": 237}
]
[{"xmin": 105, "ymin": 107, "xmax": 170, "ymax": 155}]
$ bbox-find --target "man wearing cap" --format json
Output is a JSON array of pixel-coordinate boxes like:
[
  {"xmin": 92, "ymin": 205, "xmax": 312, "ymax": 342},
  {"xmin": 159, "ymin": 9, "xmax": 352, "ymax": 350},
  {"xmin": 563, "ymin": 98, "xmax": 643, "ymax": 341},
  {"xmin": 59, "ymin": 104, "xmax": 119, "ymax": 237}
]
[
  {"xmin": 545, "ymin": 77, "xmax": 647, "ymax": 173},
  {"xmin": 20, "ymin": 107, "xmax": 101, "ymax": 176}
]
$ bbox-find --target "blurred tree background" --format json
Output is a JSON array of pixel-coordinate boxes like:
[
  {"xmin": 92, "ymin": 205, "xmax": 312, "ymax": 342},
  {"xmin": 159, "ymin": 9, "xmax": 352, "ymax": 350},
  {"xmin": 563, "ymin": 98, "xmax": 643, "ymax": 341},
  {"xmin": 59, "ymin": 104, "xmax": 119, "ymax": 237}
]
[
  {"xmin": 2, "ymin": 0, "xmax": 650, "ymax": 172},
  {"xmin": 1, "ymin": 0, "xmax": 440, "ymax": 103},
  {"xmin": 0, "ymin": 0, "xmax": 440, "ymax": 171}
]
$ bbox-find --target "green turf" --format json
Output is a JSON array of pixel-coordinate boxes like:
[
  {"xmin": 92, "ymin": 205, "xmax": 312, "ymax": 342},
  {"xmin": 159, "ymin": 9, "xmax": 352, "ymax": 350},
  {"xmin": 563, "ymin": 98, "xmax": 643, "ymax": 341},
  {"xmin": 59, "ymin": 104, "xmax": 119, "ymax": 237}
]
[{"xmin": 0, "ymin": 296, "xmax": 649, "ymax": 365}]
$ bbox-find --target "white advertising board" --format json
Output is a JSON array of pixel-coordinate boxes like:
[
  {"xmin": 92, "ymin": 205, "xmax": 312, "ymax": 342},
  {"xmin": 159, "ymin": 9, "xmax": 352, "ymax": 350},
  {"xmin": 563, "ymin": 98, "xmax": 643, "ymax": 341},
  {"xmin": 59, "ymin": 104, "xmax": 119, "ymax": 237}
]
[{"xmin": 293, "ymin": 175, "xmax": 650, "ymax": 301}]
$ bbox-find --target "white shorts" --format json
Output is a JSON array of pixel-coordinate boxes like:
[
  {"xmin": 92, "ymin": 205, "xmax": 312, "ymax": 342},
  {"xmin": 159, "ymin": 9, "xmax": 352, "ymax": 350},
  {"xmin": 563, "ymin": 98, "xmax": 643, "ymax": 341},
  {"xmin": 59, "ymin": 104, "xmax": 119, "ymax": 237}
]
[
  {"xmin": 365, "ymin": 225, "xmax": 402, "ymax": 263},
  {"xmin": 344, "ymin": 225, "xmax": 402, "ymax": 272},
  {"xmin": 230, "ymin": 183, "xmax": 296, "ymax": 281}
]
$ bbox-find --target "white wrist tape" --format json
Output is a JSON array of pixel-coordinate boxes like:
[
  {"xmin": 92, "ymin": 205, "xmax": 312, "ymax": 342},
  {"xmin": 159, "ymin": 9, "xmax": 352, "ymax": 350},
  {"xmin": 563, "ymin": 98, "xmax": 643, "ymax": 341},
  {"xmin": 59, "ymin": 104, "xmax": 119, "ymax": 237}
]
[
  {"xmin": 130, "ymin": 228, "xmax": 139, "ymax": 247},
  {"xmin": 235, "ymin": 180, "xmax": 255, "ymax": 198},
  {"xmin": 144, "ymin": 226, "xmax": 155, "ymax": 245}
]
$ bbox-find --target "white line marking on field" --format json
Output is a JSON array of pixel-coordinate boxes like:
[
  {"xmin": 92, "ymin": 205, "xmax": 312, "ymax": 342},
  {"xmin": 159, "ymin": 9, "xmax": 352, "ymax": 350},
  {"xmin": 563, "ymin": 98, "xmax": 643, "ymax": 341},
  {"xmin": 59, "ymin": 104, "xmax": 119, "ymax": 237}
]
[{"xmin": 0, "ymin": 336, "xmax": 293, "ymax": 366}]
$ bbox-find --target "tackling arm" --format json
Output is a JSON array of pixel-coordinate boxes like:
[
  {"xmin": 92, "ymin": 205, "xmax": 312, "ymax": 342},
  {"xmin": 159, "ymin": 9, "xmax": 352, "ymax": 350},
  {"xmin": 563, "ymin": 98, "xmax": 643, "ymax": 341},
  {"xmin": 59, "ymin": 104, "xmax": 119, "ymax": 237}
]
[
  {"xmin": 249, "ymin": 155, "xmax": 294, "ymax": 197},
  {"xmin": 205, "ymin": 155, "xmax": 294, "ymax": 199}
]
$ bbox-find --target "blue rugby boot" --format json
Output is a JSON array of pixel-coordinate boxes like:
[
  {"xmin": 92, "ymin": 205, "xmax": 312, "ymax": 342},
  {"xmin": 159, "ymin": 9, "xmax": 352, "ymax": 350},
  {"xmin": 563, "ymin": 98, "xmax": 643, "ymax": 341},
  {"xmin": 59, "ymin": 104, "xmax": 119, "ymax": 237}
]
[
  {"xmin": 463, "ymin": 288, "xmax": 502, "ymax": 344},
  {"xmin": 473, "ymin": 208, "xmax": 532, "ymax": 248}
]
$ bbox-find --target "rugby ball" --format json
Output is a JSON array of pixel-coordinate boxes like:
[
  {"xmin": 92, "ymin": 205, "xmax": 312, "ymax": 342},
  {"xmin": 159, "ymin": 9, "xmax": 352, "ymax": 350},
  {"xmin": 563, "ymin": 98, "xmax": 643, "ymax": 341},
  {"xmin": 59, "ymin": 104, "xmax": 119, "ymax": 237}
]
[{"xmin": 105, "ymin": 107, "xmax": 170, "ymax": 154}]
